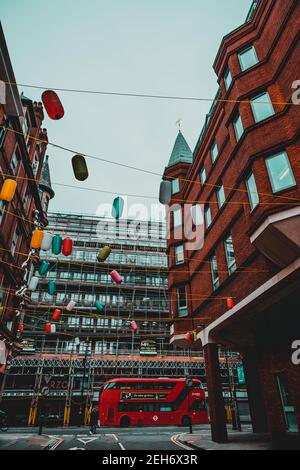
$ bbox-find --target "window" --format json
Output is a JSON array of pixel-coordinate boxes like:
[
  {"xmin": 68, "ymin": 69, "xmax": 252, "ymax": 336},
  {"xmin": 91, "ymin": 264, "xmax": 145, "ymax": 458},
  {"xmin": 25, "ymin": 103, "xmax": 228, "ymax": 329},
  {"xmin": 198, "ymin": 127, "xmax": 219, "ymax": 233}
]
[
  {"xmin": 277, "ymin": 373, "xmax": 299, "ymax": 433},
  {"xmin": 238, "ymin": 45, "xmax": 258, "ymax": 71},
  {"xmin": 233, "ymin": 114, "xmax": 244, "ymax": 141},
  {"xmin": 210, "ymin": 254, "xmax": 220, "ymax": 290},
  {"xmin": 211, "ymin": 141, "xmax": 219, "ymax": 163},
  {"xmin": 175, "ymin": 244, "xmax": 184, "ymax": 265},
  {"xmin": 173, "ymin": 208, "xmax": 182, "ymax": 228},
  {"xmin": 217, "ymin": 185, "xmax": 226, "ymax": 208},
  {"xmin": 224, "ymin": 67, "xmax": 232, "ymax": 91},
  {"xmin": 266, "ymin": 152, "xmax": 296, "ymax": 193},
  {"xmin": 224, "ymin": 235, "xmax": 236, "ymax": 274},
  {"xmin": 177, "ymin": 286, "xmax": 188, "ymax": 317},
  {"xmin": 10, "ymin": 149, "xmax": 20, "ymax": 173},
  {"xmin": 171, "ymin": 178, "xmax": 180, "ymax": 194},
  {"xmin": 11, "ymin": 227, "xmax": 20, "ymax": 256},
  {"xmin": 205, "ymin": 205, "xmax": 212, "ymax": 228},
  {"xmin": 246, "ymin": 173, "xmax": 259, "ymax": 210},
  {"xmin": 199, "ymin": 166, "xmax": 206, "ymax": 184},
  {"xmin": 251, "ymin": 91, "xmax": 275, "ymax": 123},
  {"xmin": 0, "ymin": 200, "xmax": 5, "ymax": 225}
]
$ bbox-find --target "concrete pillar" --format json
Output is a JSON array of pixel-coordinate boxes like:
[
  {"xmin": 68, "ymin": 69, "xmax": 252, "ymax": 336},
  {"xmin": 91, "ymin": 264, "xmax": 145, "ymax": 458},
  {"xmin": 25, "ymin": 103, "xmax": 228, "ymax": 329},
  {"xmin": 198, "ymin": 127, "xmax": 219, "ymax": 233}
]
[
  {"xmin": 242, "ymin": 348, "xmax": 268, "ymax": 433},
  {"xmin": 204, "ymin": 343, "xmax": 228, "ymax": 443}
]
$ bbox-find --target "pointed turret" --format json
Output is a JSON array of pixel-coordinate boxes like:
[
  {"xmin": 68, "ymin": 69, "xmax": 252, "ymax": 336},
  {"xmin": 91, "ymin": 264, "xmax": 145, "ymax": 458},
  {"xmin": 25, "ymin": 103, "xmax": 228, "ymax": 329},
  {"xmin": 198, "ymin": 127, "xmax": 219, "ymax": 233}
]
[{"xmin": 167, "ymin": 130, "xmax": 193, "ymax": 168}]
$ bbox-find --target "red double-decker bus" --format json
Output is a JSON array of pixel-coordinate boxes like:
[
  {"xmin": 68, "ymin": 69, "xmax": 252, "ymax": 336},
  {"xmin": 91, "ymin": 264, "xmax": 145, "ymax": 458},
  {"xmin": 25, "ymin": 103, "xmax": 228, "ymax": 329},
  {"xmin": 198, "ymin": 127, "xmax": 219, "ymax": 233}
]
[{"xmin": 98, "ymin": 378, "xmax": 209, "ymax": 427}]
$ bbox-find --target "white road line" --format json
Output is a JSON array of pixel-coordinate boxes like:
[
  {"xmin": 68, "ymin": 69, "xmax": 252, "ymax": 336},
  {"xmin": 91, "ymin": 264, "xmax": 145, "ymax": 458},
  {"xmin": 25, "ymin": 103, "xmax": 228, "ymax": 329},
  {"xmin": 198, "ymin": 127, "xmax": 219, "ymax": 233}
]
[
  {"xmin": 49, "ymin": 438, "xmax": 64, "ymax": 450},
  {"xmin": 118, "ymin": 441, "xmax": 125, "ymax": 450}
]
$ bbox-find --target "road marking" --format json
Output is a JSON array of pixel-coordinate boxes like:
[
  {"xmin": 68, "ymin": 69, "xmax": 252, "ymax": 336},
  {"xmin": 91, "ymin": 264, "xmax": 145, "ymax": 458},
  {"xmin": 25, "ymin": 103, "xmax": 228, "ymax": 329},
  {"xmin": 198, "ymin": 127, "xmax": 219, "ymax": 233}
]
[
  {"xmin": 171, "ymin": 433, "xmax": 194, "ymax": 451},
  {"xmin": 118, "ymin": 441, "xmax": 125, "ymax": 450},
  {"xmin": 69, "ymin": 447, "xmax": 85, "ymax": 451},
  {"xmin": 77, "ymin": 437, "xmax": 98, "ymax": 445},
  {"xmin": 49, "ymin": 438, "xmax": 63, "ymax": 450},
  {"xmin": 105, "ymin": 433, "xmax": 118, "ymax": 441}
]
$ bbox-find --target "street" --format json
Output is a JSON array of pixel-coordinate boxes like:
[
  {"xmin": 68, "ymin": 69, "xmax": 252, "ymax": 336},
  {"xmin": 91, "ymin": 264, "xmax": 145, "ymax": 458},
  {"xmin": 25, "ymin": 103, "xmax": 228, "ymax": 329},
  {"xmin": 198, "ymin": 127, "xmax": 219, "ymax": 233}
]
[{"xmin": 0, "ymin": 425, "xmax": 201, "ymax": 451}]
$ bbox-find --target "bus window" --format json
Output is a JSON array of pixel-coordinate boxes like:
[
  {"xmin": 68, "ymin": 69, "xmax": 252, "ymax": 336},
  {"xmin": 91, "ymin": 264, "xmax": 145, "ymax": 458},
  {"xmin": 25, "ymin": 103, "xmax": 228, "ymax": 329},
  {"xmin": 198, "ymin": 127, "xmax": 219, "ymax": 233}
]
[{"xmin": 159, "ymin": 405, "xmax": 173, "ymax": 412}]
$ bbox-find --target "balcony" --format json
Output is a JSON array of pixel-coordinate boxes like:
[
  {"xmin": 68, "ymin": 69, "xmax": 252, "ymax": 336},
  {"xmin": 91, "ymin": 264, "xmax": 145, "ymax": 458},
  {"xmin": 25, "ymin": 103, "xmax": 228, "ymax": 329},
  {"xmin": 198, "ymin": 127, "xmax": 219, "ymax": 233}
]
[{"xmin": 250, "ymin": 207, "xmax": 300, "ymax": 267}]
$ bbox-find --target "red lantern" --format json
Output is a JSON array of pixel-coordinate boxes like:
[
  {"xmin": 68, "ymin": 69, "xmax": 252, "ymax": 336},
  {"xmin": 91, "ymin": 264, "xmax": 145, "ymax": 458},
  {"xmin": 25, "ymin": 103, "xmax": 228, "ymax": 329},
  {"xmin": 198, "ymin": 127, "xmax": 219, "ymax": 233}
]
[
  {"xmin": 227, "ymin": 297, "xmax": 234, "ymax": 309},
  {"xmin": 185, "ymin": 330, "xmax": 196, "ymax": 341},
  {"xmin": 52, "ymin": 309, "xmax": 61, "ymax": 321},
  {"xmin": 110, "ymin": 270, "xmax": 123, "ymax": 284},
  {"xmin": 130, "ymin": 321, "xmax": 138, "ymax": 331},
  {"xmin": 62, "ymin": 237, "xmax": 73, "ymax": 256},
  {"xmin": 45, "ymin": 323, "xmax": 51, "ymax": 333},
  {"xmin": 41, "ymin": 90, "xmax": 64, "ymax": 120},
  {"xmin": 18, "ymin": 323, "xmax": 24, "ymax": 333}
]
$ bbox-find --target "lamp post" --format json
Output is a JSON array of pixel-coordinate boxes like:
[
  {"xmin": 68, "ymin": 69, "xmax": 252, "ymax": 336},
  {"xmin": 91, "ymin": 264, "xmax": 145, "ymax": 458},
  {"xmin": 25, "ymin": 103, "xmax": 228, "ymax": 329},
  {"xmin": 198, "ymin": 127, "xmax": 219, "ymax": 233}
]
[{"xmin": 185, "ymin": 375, "xmax": 193, "ymax": 434}]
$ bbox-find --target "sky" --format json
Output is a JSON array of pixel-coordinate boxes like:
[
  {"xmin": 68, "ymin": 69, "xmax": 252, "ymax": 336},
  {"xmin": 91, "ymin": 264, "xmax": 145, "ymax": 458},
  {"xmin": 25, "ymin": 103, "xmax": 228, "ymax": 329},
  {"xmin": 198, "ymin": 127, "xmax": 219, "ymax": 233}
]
[{"xmin": 1, "ymin": 0, "xmax": 252, "ymax": 220}]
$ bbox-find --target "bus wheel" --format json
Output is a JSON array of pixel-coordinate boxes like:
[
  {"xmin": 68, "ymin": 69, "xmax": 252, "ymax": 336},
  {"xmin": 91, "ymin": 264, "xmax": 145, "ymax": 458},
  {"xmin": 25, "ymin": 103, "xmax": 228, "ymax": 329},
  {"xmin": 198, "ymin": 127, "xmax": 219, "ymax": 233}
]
[
  {"xmin": 181, "ymin": 416, "xmax": 191, "ymax": 426},
  {"xmin": 120, "ymin": 416, "xmax": 131, "ymax": 427}
]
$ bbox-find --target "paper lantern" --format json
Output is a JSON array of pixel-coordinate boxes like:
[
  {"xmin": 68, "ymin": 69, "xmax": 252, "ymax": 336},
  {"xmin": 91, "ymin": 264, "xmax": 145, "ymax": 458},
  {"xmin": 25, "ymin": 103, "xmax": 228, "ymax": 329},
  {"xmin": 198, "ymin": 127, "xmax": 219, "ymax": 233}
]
[
  {"xmin": 48, "ymin": 280, "xmax": 56, "ymax": 295},
  {"xmin": 41, "ymin": 90, "xmax": 64, "ymax": 120},
  {"xmin": 38, "ymin": 260, "xmax": 50, "ymax": 276},
  {"xmin": 185, "ymin": 331, "xmax": 196, "ymax": 341},
  {"xmin": 72, "ymin": 155, "xmax": 88, "ymax": 181},
  {"xmin": 66, "ymin": 300, "xmax": 76, "ymax": 311},
  {"xmin": 227, "ymin": 297, "xmax": 234, "ymax": 309},
  {"xmin": 112, "ymin": 196, "xmax": 124, "ymax": 219},
  {"xmin": 41, "ymin": 232, "xmax": 53, "ymax": 251},
  {"xmin": 52, "ymin": 234, "xmax": 62, "ymax": 255},
  {"xmin": 95, "ymin": 301, "xmax": 104, "ymax": 313},
  {"xmin": 130, "ymin": 321, "xmax": 138, "ymax": 331},
  {"xmin": 97, "ymin": 245, "xmax": 111, "ymax": 262},
  {"xmin": 30, "ymin": 230, "xmax": 44, "ymax": 249},
  {"xmin": 52, "ymin": 309, "xmax": 61, "ymax": 321},
  {"xmin": 62, "ymin": 237, "xmax": 73, "ymax": 256},
  {"xmin": 159, "ymin": 180, "xmax": 172, "ymax": 205},
  {"xmin": 18, "ymin": 323, "xmax": 24, "ymax": 333},
  {"xmin": 0, "ymin": 179, "xmax": 17, "ymax": 202},
  {"xmin": 28, "ymin": 275, "xmax": 39, "ymax": 291},
  {"xmin": 45, "ymin": 323, "xmax": 56, "ymax": 333},
  {"xmin": 110, "ymin": 270, "xmax": 123, "ymax": 284}
]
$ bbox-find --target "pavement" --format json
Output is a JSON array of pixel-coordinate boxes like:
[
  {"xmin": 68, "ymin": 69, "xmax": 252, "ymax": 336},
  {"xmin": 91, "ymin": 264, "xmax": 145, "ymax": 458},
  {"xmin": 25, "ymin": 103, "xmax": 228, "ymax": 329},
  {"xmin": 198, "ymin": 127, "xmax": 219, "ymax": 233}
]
[{"xmin": 177, "ymin": 424, "xmax": 273, "ymax": 450}]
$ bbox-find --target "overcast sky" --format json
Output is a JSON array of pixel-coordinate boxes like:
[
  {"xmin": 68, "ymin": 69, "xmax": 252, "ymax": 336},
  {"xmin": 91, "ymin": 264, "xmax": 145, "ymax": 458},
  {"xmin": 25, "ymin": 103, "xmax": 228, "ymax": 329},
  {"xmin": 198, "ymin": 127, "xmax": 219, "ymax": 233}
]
[{"xmin": 1, "ymin": 0, "xmax": 252, "ymax": 220}]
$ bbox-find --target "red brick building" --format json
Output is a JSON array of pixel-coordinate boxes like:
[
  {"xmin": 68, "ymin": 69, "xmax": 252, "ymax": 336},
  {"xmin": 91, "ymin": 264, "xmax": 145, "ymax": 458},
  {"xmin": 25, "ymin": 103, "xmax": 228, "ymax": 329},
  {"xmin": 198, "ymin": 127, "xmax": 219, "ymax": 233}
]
[
  {"xmin": 163, "ymin": 0, "xmax": 300, "ymax": 447},
  {"xmin": 0, "ymin": 22, "xmax": 53, "ymax": 379}
]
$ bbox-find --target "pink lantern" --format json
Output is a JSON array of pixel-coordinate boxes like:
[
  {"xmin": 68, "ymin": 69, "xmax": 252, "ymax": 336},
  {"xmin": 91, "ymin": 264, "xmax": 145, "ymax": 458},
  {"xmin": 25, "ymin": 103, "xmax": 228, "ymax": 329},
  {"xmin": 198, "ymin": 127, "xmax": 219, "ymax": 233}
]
[
  {"xmin": 110, "ymin": 270, "xmax": 123, "ymax": 284},
  {"xmin": 130, "ymin": 321, "xmax": 138, "ymax": 331}
]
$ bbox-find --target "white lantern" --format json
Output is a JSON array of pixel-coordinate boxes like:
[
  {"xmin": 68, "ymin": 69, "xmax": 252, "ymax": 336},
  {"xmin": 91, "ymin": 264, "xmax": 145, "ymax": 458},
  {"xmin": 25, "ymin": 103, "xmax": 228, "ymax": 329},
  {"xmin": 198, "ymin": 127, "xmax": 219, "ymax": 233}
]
[
  {"xmin": 66, "ymin": 300, "xmax": 76, "ymax": 311},
  {"xmin": 28, "ymin": 275, "xmax": 39, "ymax": 291},
  {"xmin": 0, "ymin": 340, "xmax": 6, "ymax": 365},
  {"xmin": 41, "ymin": 232, "xmax": 53, "ymax": 251},
  {"xmin": 74, "ymin": 337, "xmax": 80, "ymax": 345}
]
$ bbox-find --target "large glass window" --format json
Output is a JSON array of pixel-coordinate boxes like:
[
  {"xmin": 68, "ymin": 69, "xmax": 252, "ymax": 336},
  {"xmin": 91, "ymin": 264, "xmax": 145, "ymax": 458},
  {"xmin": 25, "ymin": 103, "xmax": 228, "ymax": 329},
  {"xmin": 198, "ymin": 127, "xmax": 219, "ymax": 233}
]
[
  {"xmin": 171, "ymin": 178, "xmax": 180, "ymax": 194},
  {"xmin": 224, "ymin": 67, "xmax": 232, "ymax": 91},
  {"xmin": 175, "ymin": 244, "xmax": 184, "ymax": 265},
  {"xmin": 224, "ymin": 234, "xmax": 236, "ymax": 274},
  {"xmin": 238, "ymin": 45, "xmax": 258, "ymax": 71},
  {"xmin": 266, "ymin": 152, "xmax": 296, "ymax": 193},
  {"xmin": 233, "ymin": 114, "xmax": 244, "ymax": 141},
  {"xmin": 177, "ymin": 286, "xmax": 188, "ymax": 317},
  {"xmin": 217, "ymin": 185, "xmax": 226, "ymax": 208},
  {"xmin": 199, "ymin": 166, "xmax": 206, "ymax": 184},
  {"xmin": 173, "ymin": 208, "xmax": 182, "ymax": 228},
  {"xmin": 251, "ymin": 91, "xmax": 275, "ymax": 123},
  {"xmin": 205, "ymin": 205, "xmax": 212, "ymax": 228},
  {"xmin": 210, "ymin": 254, "xmax": 220, "ymax": 290},
  {"xmin": 211, "ymin": 141, "xmax": 219, "ymax": 163},
  {"xmin": 246, "ymin": 173, "xmax": 259, "ymax": 210}
]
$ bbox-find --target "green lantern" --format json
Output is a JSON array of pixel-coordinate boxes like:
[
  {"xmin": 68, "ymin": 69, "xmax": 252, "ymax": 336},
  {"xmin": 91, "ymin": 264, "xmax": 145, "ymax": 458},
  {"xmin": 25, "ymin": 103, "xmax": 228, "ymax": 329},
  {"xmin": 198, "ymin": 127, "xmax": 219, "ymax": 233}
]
[
  {"xmin": 72, "ymin": 154, "xmax": 89, "ymax": 181},
  {"xmin": 112, "ymin": 196, "xmax": 124, "ymax": 219},
  {"xmin": 97, "ymin": 245, "xmax": 111, "ymax": 262},
  {"xmin": 38, "ymin": 260, "xmax": 51, "ymax": 276},
  {"xmin": 48, "ymin": 280, "xmax": 56, "ymax": 295},
  {"xmin": 52, "ymin": 235, "xmax": 62, "ymax": 255},
  {"xmin": 95, "ymin": 301, "xmax": 104, "ymax": 313}
]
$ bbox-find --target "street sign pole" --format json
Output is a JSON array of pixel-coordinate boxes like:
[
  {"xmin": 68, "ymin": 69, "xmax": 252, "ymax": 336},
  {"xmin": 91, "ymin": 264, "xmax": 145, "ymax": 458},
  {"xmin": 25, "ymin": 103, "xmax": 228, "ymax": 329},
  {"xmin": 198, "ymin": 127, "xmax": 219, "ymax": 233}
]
[{"xmin": 185, "ymin": 376, "xmax": 193, "ymax": 434}]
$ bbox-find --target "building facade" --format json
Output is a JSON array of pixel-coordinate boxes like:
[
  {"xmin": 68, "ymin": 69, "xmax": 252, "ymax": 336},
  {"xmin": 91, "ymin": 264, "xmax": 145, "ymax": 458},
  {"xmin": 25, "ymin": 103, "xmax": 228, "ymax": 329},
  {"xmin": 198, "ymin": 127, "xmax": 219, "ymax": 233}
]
[
  {"xmin": 0, "ymin": 23, "xmax": 53, "ymax": 385},
  {"xmin": 163, "ymin": 0, "xmax": 300, "ymax": 447}
]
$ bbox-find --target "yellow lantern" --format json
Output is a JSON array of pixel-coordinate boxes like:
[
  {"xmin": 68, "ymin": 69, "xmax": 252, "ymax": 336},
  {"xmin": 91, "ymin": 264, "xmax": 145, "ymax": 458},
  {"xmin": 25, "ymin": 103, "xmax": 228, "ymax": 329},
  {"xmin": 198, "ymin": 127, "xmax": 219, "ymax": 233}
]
[
  {"xmin": 0, "ymin": 179, "xmax": 17, "ymax": 202},
  {"xmin": 30, "ymin": 229, "xmax": 44, "ymax": 249}
]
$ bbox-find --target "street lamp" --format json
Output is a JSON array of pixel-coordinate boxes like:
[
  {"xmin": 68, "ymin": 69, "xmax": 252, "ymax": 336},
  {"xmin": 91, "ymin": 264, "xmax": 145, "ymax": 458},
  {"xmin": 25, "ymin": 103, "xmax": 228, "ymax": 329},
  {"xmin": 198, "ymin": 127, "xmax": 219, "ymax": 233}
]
[{"xmin": 185, "ymin": 375, "xmax": 193, "ymax": 434}]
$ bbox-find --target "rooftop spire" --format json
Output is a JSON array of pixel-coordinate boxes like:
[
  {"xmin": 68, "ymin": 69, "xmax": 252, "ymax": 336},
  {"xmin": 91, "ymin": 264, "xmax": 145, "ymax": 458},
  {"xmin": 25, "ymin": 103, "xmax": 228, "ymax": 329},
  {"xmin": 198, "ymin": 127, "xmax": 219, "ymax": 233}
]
[
  {"xmin": 39, "ymin": 155, "xmax": 55, "ymax": 199},
  {"xmin": 167, "ymin": 130, "xmax": 193, "ymax": 168}
]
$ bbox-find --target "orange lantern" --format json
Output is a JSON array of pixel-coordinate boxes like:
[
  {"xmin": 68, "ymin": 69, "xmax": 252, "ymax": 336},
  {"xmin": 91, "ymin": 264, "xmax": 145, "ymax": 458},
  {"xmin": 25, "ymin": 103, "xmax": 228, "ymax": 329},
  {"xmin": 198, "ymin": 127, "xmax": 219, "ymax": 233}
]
[
  {"xmin": 52, "ymin": 309, "xmax": 61, "ymax": 321},
  {"xmin": 227, "ymin": 297, "xmax": 234, "ymax": 309},
  {"xmin": 0, "ymin": 179, "xmax": 17, "ymax": 202},
  {"xmin": 30, "ymin": 230, "xmax": 44, "ymax": 249}
]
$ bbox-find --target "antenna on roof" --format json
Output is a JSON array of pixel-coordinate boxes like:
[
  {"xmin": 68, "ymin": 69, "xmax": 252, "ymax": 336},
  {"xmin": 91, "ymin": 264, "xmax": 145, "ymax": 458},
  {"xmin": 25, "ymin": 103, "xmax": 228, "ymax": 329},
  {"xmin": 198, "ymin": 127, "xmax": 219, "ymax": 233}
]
[{"xmin": 175, "ymin": 118, "xmax": 182, "ymax": 131}]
